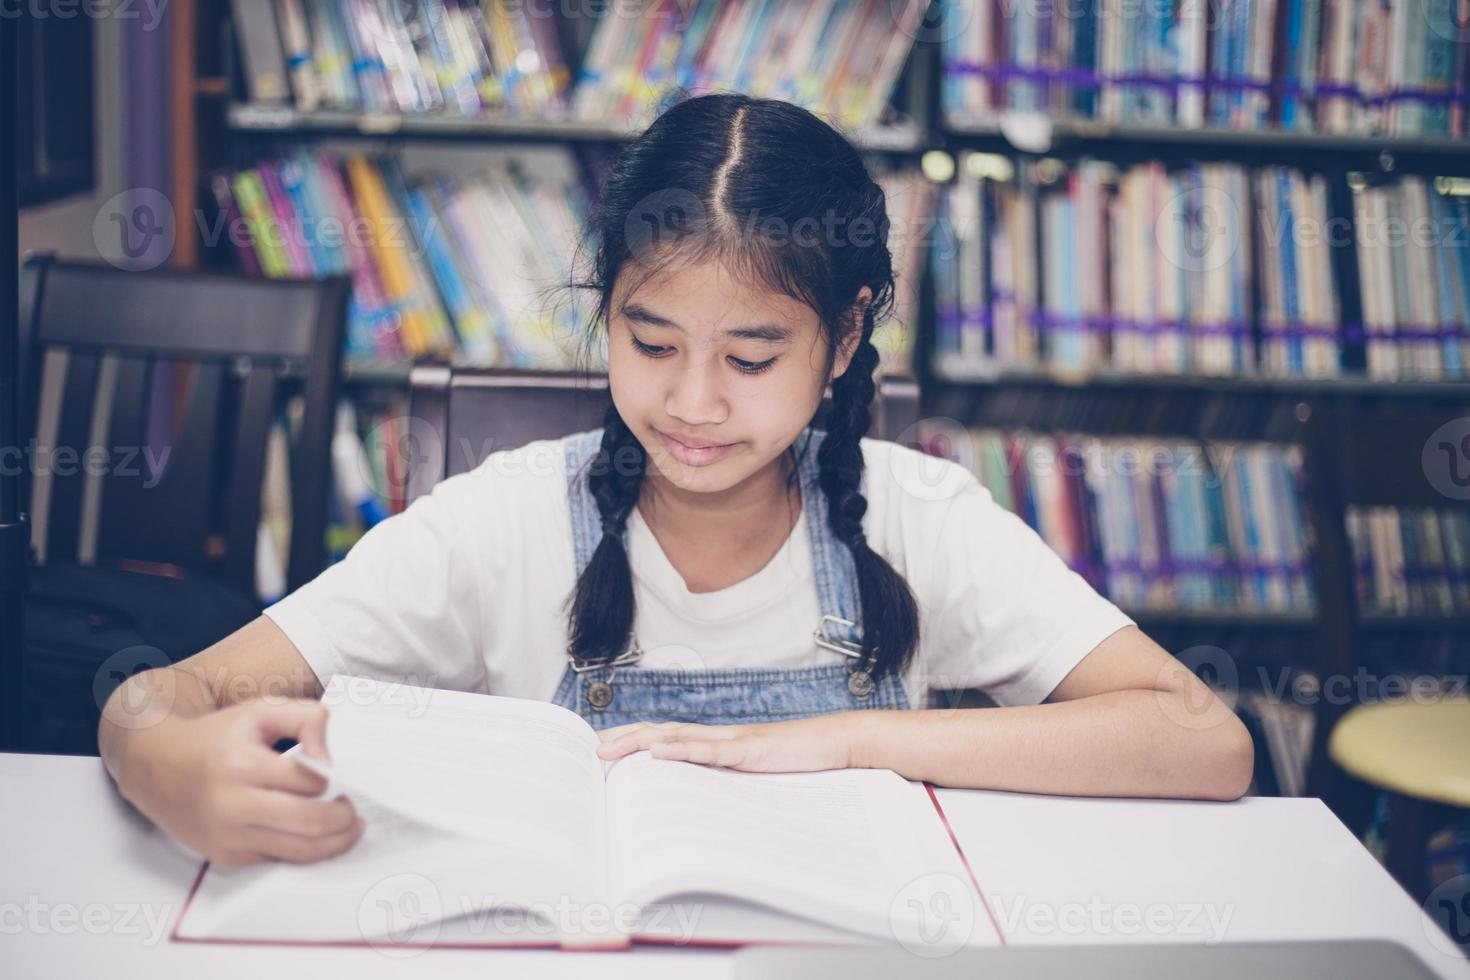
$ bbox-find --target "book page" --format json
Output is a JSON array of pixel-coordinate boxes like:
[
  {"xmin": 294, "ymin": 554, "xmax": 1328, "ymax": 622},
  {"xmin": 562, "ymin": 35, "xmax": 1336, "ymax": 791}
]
[
  {"xmin": 313, "ymin": 677, "xmax": 603, "ymax": 855},
  {"xmin": 175, "ymin": 677, "xmax": 614, "ymax": 944},
  {"xmin": 176, "ymin": 792, "xmax": 587, "ymax": 945},
  {"xmin": 604, "ymin": 753, "xmax": 997, "ymax": 946}
]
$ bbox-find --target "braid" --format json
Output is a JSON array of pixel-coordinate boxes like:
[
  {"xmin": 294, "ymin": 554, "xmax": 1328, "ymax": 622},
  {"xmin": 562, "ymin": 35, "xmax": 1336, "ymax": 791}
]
[
  {"xmin": 566, "ymin": 404, "xmax": 647, "ymax": 664},
  {"xmin": 817, "ymin": 306, "xmax": 921, "ymax": 678}
]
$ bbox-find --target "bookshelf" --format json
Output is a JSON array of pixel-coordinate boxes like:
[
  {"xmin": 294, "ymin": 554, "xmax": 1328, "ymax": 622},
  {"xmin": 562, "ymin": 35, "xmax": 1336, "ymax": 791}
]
[
  {"xmin": 225, "ymin": 102, "xmax": 930, "ymax": 154},
  {"xmin": 940, "ymin": 120, "xmax": 1470, "ymax": 177},
  {"xmin": 164, "ymin": 2, "xmax": 1470, "ymax": 707}
]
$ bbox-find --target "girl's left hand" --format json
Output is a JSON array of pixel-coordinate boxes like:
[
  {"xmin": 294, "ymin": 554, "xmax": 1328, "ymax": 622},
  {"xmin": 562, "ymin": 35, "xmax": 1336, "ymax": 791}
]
[{"xmin": 594, "ymin": 714, "xmax": 867, "ymax": 773}]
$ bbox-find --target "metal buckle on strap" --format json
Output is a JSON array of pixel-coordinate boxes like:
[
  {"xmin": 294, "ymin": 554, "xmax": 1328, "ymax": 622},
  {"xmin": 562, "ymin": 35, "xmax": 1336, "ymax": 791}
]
[
  {"xmin": 815, "ymin": 614, "xmax": 880, "ymax": 699},
  {"xmin": 569, "ymin": 635, "xmax": 644, "ymax": 673},
  {"xmin": 814, "ymin": 614, "xmax": 865, "ymax": 659}
]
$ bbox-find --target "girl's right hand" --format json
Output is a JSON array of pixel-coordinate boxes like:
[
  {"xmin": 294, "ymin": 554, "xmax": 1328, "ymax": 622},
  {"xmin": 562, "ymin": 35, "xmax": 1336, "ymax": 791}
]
[{"xmin": 115, "ymin": 697, "xmax": 364, "ymax": 869}]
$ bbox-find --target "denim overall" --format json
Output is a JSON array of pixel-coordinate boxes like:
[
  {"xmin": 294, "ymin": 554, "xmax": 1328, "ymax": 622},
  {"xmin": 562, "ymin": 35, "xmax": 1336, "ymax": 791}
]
[{"xmin": 551, "ymin": 427, "xmax": 910, "ymax": 729}]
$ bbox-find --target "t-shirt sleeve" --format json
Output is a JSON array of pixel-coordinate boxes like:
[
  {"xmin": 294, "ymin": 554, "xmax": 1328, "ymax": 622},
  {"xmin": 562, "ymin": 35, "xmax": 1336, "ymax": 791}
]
[
  {"xmin": 918, "ymin": 469, "xmax": 1136, "ymax": 707},
  {"xmin": 262, "ymin": 471, "xmax": 489, "ymax": 693}
]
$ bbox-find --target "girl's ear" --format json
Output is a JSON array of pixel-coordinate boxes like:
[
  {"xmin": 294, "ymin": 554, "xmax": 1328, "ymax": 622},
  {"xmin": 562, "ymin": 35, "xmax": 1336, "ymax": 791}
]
[{"xmin": 830, "ymin": 286, "xmax": 873, "ymax": 381}]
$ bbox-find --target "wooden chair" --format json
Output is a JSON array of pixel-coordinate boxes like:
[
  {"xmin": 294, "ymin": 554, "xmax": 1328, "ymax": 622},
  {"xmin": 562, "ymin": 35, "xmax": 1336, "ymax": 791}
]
[
  {"xmin": 1303, "ymin": 407, "xmax": 1470, "ymax": 900},
  {"xmin": 13, "ymin": 254, "xmax": 350, "ymax": 753},
  {"xmin": 404, "ymin": 363, "xmax": 922, "ymax": 501}
]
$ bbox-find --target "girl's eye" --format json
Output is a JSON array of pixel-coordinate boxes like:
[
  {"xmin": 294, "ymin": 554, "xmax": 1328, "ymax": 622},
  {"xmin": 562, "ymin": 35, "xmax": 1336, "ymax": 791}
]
[
  {"xmin": 629, "ymin": 336, "xmax": 670, "ymax": 358},
  {"xmin": 730, "ymin": 357, "xmax": 777, "ymax": 376},
  {"xmin": 629, "ymin": 336, "xmax": 776, "ymax": 376}
]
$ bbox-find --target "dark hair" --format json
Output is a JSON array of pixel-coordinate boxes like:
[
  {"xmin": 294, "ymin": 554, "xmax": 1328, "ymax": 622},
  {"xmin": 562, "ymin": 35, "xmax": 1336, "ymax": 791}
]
[{"xmin": 564, "ymin": 93, "xmax": 919, "ymax": 679}]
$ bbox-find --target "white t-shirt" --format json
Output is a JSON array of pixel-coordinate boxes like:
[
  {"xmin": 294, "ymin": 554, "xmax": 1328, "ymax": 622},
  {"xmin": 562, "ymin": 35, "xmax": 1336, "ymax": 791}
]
[{"xmin": 263, "ymin": 433, "xmax": 1135, "ymax": 709}]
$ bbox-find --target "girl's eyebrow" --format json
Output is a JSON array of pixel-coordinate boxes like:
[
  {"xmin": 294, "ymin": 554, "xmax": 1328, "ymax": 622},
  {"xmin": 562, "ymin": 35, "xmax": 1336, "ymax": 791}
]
[{"xmin": 621, "ymin": 302, "xmax": 794, "ymax": 343}]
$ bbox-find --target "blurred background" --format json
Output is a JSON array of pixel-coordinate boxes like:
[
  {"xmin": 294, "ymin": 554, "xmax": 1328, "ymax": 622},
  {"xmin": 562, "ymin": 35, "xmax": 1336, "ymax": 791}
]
[{"xmin": 4, "ymin": 0, "xmax": 1469, "ymax": 947}]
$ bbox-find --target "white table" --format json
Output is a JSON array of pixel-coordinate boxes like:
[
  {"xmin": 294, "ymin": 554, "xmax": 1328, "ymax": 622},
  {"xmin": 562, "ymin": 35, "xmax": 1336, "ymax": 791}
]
[{"xmin": 3, "ymin": 752, "xmax": 1467, "ymax": 978}]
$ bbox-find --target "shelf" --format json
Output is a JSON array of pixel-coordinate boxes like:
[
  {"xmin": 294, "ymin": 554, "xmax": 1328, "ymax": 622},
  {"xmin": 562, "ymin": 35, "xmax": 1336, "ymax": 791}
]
[
  {"xmin": 941, "ymin": 117, "xmax": 1470, "ymax": 175},
  {"xmin": 342, "ymin": 360, "xmax": 414, "ymax": 387},
  {"xmin": 346, "ymin": 355, "xmax": 1470, "ymax": 399},
  {"xmin": 1123, "ymin": 608, "xmax": 1470, "ymax": 630},
  {"xmin": 341, "ymin": 359, "xmax": 596, "ymax": 387},
  {"xmin": 228, "ymin": 104, "xmax": 1470, "ymax": 172},
  {"xmin": 226, "ymin": 104, "xmax": 926, "ymax": 154},
  {"xmin": 1358, "ymin": 612, "xmax": 1470, "ymax": 630},
  {"xmin": 930, "ymin": 357, "xmax": 1470, "ymax": 400}
]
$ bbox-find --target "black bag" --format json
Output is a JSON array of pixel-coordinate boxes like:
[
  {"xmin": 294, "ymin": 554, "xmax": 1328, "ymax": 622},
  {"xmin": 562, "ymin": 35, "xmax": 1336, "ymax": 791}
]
[{"xmin": 23, "ymin": 562, "xmax": 260, "ymax": 755}]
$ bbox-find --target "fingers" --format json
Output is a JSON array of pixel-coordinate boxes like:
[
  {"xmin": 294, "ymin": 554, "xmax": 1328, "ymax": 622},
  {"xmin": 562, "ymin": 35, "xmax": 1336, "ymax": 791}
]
[
  {"xmin": 596, "ymin": 721, "xmax": 661, "ymax": 741},
  {"xmin": 241, "ymin": 788, "xmax": 359, "ymax": 838},
  {"xmin": 249, "ymin": 699, "xmax": 332, "ymax": 763},
  {"xmin": 250, "ymin": 750, "xmax": 331, "ymax": 796},
  {"xmin": 595, "ymin": 722, "xmax": 738, "ymax": 759},
  {"xmin": 649, "ymin": 739, "xmax": 755, "ymax": 768},
  {"xmin": 231, "ymin": 818, "xmax": 365, "ymax": 865},
  {"xmin": 209, "ymin": 850, "xmax": 268, "ymax": 870}
]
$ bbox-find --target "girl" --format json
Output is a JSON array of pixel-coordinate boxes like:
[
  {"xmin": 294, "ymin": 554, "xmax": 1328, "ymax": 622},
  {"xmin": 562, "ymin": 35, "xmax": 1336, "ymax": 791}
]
[{"xmin": 99, "ymin": 94, "xmax": 1252, "ymax": 870}]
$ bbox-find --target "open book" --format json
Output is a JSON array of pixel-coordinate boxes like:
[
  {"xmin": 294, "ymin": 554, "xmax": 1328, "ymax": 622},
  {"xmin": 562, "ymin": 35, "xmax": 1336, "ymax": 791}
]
[{"xmin": 172, "ymin": 676, "xmax": 998, "ymax": 951}]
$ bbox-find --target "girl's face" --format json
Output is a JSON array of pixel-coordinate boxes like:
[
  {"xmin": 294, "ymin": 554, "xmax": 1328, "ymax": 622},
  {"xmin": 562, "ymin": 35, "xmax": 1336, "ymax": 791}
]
[{"xmin": 607, "ymin": 258, "xmax": 860, "ymax": 496}]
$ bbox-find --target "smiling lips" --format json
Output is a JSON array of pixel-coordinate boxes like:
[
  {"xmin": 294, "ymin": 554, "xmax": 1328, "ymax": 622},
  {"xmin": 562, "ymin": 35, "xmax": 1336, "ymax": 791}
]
[{"xmin": 655, "ymin": 429, "xmax": 736, "ymax": 466}]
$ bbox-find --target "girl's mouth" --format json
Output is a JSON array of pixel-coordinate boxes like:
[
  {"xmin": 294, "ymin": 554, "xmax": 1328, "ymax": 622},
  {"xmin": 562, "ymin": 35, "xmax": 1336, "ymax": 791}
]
[{"xmin": 654, "ymin": 430, "xmax": 736, "ymax": 466}]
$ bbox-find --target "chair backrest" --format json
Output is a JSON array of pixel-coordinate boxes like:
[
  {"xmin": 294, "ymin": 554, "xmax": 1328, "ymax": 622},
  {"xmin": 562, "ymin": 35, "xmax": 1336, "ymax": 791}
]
[
  {"xmin": 405, "ymin": 364, "xmax": 922, "ymax": 504},
  {"xmin": 19, "ymin": 254, "xmax": 350, "ymax": 596}
]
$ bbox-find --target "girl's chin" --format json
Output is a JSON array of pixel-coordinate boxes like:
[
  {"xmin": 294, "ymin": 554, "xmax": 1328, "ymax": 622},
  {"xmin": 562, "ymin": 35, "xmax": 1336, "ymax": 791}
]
[{"xmin": 644, "ymin": 453, "xmax": 757, "ymax": 495}]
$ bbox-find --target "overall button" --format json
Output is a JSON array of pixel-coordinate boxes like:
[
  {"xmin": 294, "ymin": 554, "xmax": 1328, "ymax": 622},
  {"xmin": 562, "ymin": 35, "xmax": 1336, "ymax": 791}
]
[
  {"xmin": 587, "ymin": 681, "xmax": 614, "ymax": 709},
  {"xmin": 847, "ymin": 670, "xmax": 875, "ymax": 699}
]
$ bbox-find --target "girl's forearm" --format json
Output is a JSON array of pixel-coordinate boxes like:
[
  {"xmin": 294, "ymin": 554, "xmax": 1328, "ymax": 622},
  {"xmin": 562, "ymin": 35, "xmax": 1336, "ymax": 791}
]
[{"xmin": 850, "ymin": 692, "xmax": 1254, "ymax": 801}]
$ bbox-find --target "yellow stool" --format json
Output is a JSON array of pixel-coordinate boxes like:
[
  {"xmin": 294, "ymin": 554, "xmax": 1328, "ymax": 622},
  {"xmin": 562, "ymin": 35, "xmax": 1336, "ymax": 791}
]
[{"xmin": 1329, "ymin": 699, "xmax": 1470, "ymax": 896}]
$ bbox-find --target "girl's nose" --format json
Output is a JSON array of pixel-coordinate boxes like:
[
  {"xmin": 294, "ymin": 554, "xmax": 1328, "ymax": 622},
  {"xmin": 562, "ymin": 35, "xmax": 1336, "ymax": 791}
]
[{"xmin": 665, "ymin": 360, "xmax": 729, "ymax": 426}]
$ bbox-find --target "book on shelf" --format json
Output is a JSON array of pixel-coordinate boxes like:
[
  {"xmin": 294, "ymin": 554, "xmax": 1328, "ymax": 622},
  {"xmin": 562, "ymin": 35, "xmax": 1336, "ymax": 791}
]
[
  {"xmin": 172, "ymin": 675, "xmax": 997, "ymax": 951},
  {"xmin": 213, "ymin": 144, "xmax": 930, "ymax": 377},
  {"xmin": 1347, "ymin": 505, "xmax": 1470, "ymax": 616},
  {"xmin": 941, "ymin": 0, "xmax": 1470, "ymax": 138},
  {"xmin": 873, "ymin": 166, "xmax": 937, "ymax": 377},
  {"xmin": 231, "ymin": 0, "xmax": 291, "ymax": 103},
  {"xmin": 931, "ymin": 152, "xmax": 1470, "ymax": 381},
  {"xmin": 1236, "ymin": 690, "xmax": 1315, "ymax": 796},
  {"xmin": 209, "ymin": 147, "xmax": 593, "ymax": 371},
  {"xmin": 1352, "ymin": 177, "xmax": 1470, "ymax": 380},
  {"xmin": 236, "ymin": 0, "xmax": 571, "ymax": 117},
  {"xmin": 919, "ymin": 425, "xmax": 1315, "ymax": 616},
  {"xmin": 570, "ymin": 0, "xmax": 928, "ymax": 133},
  {"xmin": 230, "ymin": 0, "xmax": 927, "ymax": 136}
]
